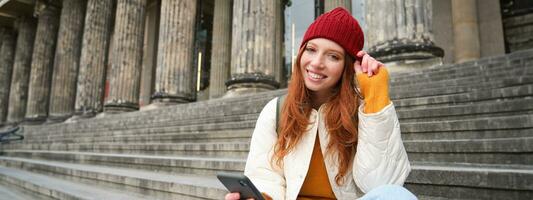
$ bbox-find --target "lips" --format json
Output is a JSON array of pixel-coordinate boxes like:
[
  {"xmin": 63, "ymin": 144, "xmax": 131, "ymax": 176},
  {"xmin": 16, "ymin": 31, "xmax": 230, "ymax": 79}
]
[{"xmin": 306, "ymin": 67, "xmax": 327, "ymax": 80}]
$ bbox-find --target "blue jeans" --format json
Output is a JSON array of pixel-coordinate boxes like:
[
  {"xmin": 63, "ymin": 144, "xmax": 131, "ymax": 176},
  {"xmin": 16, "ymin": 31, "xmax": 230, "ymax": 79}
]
[{"xmin": 358, "ymin": 185, "xmax": 417, "ymax": 200}]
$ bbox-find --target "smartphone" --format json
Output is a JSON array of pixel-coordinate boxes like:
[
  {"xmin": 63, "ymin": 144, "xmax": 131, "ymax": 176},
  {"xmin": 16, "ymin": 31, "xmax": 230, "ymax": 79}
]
[{"xmin": 216, "ymin": 172, "xmax": 266, "ymax": 200}]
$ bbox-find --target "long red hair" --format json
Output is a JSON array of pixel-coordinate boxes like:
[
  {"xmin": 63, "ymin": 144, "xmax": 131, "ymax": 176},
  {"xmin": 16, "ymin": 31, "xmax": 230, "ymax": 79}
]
[{"xmin": 273, "ymin": 43, "xmax": 360, "ymax": 185}]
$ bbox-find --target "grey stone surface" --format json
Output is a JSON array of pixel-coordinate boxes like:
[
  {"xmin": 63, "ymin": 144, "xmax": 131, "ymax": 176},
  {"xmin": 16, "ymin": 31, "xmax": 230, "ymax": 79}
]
[
  {"xmin": 153, "ymin": 0, "xmax": 198, "ymax": 103},
  {"xmin": 208, "ymin": 0, "xmax": 232, "ymax": 99},
  {"xmin": 325, "ymin": 0, "xmax": 351, "ymax": 12},
  {"xmin": 0, "ymin": 28, "xmax": 16, "ymax": 124},
  {"xmin": 226, "ymin": 0, "xmax": 283, "ymax": 95},
  {"xmin": 0, "ymin": 166, "xmax": 151, "ymax": 199},
  {"xmin": 48, "ymin": 0, "xmax": 87, "ymax": 122},
  {"xmin": 0, "ymin": 151, "xmax": 246, "ymax": 175},
  {"xmin": 6, "ymin": 16, "xmax": 37, "ymax": 124},
  {"xmin": 75, "ymin": 0, "xmax": 114, "ymax": 117},
  {"xmin": 366, "ymin": 0, "xmax": 443, "ymax": 71},
  {"xmin": 407, "ymin": 163, "xmax": 533, "ymax": 199},
  {"xmin": 0, "ymin": 158, "xmax": 225, "ymax": 199},
  {"xmin": 104, "ymin": 0, "xmax": 147, "ymax": 113},
  {"xmin": 0, "ymin": 182, "xmax": 54, "ymax": 200},
  {"xmin": 25, "ymin": 1, "xmax": 60, "ymax": 123},
  {"xmin": 502, "ymin": 13, "xmax": 533, "ymax": 52}
]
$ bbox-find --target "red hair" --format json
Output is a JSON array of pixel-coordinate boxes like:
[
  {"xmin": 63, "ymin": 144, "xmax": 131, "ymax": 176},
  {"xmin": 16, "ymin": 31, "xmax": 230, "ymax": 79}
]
[{"xmin": 273, "ymin": 43, "xmax": 359, "ymax": 185}]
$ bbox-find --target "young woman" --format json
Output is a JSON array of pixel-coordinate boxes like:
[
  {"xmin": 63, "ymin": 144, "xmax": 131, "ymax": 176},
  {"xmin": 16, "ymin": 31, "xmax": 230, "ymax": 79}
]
[{"xmin": 226, "ymin": 7, "xmax": 414, "ymax": 200}]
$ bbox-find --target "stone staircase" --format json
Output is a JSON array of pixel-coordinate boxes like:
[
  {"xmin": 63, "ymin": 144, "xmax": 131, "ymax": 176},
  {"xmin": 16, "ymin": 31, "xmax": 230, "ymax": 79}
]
[{"xmin": 0, "ymin": 49, "xmax": 532, "ymax": 199}]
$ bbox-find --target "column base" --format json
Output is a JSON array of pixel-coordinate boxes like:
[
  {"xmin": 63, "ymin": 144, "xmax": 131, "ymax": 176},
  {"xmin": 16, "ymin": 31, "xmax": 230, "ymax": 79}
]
[
  {"xmin": 224, "ymin": 83, "xmax": 278, "ymax": 98},
  {"xmin": 369, "ymin": 38, "xmax": 444, "ymax": 63},
  {"xmin": 225, "ymin": 73, "xmax": 279, "ymax": 97},
  {"xmin": 369, "ymin": 38, "xmax": 444, "ymax": 74},
  {"xmin": 22, "ymin": 115, "xmax": 47, "ymax": 125},
  {"xmin": 103, "ymin": 101, "xmax": 139, "ymax": 113},
  {"xmin": 139, "ymin": 101, "xmax": 177, "ymax": 111},
  {"xmin": 47, "ymin": 114, "xmax": 73, "ymax": 123},
  {"xmin": 151, "ymin": 92, "xmax": 195, "ymax": 104},
  {"xmin": 385, "ymin": 57, "xmax": 443, "ymax": 74},
  {"xmin": 73, "ymin": 109, "xmax": 99, "ymax": 118}
]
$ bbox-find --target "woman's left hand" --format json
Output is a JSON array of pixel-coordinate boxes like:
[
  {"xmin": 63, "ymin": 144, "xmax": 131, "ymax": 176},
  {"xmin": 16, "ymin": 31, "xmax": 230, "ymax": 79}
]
[{"xmin": 354, "ymin": 51, "xmax": 384, "ymax": 77}]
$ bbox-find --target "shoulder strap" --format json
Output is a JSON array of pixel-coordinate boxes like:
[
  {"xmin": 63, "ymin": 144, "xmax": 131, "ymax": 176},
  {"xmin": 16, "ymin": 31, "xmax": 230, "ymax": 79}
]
[{"xmin": 275, "ymin": 94, "xmax": 287, "ymax": 135}]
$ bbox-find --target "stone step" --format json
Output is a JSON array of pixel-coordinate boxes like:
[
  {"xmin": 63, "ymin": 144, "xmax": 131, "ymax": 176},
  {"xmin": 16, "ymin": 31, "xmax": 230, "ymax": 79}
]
[
  {"xmin": 402, "ymin": 128, "xmax": 533, "ymax": 141},
  {"xmin": 0, "ymin": 157, "xmax": 226, "ymax": 199},
  {"xmin": 405, "ymin": 137, "xmax": 533, "ymax": 165},
  {"xmin": 406, "ymin": 162, "xmax": 533, "ymax": 199},
  {"xmin": 24, "ymin": 102, "xmax": 266, "ymax": 134},
  {"xmin": 397, "ymin": 98, "xmax": 533, "ymax": 123},
  {"xmin": 20, "ymin": 113, "xmax": 533, "ymax": 144},
  {"xmin": 2, "ymin": 141, "xmax": 251, "ymax": 158},
  {"xmin": 391, "ymin": 76, "xmax": 533, "ymax": 100},
  {"xmin": 0, "ymin": 166, "xmax": 151, "ymax": 200},
  {"xmin": 20, "ymin": 82, "xmax": 532, "ymax": 137},
  {"xmin": 391, "ymin": 64, "xmax": 530, "ymax": 90},
  {"xmin": 5, "ymin": 136, "xmax": 532, "ymax": 167},
  {"xmin": 391, "ymin": 59, "xmax": 528, "ymax": 87},
  {"xmin": 0, "ymin": 183, "xmax": 53, "ymax": 200},
  {"xmin": 400, "ymin": 57, "xmax": 532, "ymax": 85},
  {"xmin": 52, "ymin": 89, "xmax": 284, "ymax": 124},
  {"xmin": 395, "ymin": 84, "xmax": 532, "ymax": 109},
  {"xmin": 22, "ymin": 121, "xmax": 256, "ymax": 143},
  {"xmin": 401, "ymin": 114, "xmax": 533, "ymax": 134},
  {"xmin": 24, "ymin": 112, "xmax": 260, "ymax": 137},
  {"xmin": 23, "ymin": 93, "xmax": 533, "ymax": 139},
  {"xmin": 391, "ymin": 49, "xmax": 533, "ymax": 83},
  {"xmin": 0, "ymin": 151, "xmax": 246, "ymax": 175},
  {"xmin": 1, "ymin": 156, "xmax": 531, "ymax": 199}
]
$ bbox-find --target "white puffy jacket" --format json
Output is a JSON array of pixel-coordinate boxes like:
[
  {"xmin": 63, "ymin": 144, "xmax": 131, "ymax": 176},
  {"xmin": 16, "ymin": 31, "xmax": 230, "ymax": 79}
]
[{"xmin": 244, "ymin": 97, "xmax": 410, "ymax": 200}]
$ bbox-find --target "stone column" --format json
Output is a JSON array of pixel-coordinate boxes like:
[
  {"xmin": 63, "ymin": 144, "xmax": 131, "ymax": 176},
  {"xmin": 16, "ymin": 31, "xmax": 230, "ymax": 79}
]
[
  {"xmin": 452, "ymin": 0, "xmax": 480, "ymax": 63},
  {"xmin": 139, "ymin": 0, "xmax": 160, "ymax": 108},
  {"xmin": 25, "ymin": 1, "xmax": 61, "ymax": 123},
  {"xmin": 325, "ymin": 0, "xmax": 352, "ymax": 12},
  {"xmin": 104, "ymin": 0, "xmax": 147, "ymax": 112},
  {"xmin": 477, "ymin": 0, "xmax": 505, "ymax": 58},
  {"xmin": 0, "ymin": 28, "xmax": 16, "ymax": 124},
  {"xmin": 151, "ymin": 0, "xmax": 197, "ymax": 103},
  {"xmin": 226, "ymin": 0, "xmax": 282, "ymax": 96},
  {"xmin": 48, "ymin": 0, "xmax": 87, "ymax": 122},
  {"xmin": 6, "ymin": 16, "xmax": 37, "ymax": 124},
  {"xmin": 75, "ymin": 0, "xmax": 114, "ymax": 117},
  {"xmin": 366, "ymin": 0, "xmax": 443, "ymax": 73},
  {"xmin": 208, "ymin": 0, "xmax": 232, "ymax": 99}
]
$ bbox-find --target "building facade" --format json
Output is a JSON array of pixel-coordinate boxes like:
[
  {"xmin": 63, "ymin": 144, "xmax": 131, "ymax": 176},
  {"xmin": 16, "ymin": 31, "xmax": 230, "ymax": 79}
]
[{"xmin": 0, "ymin": 0, "xmax": 531, "ymax": 125}]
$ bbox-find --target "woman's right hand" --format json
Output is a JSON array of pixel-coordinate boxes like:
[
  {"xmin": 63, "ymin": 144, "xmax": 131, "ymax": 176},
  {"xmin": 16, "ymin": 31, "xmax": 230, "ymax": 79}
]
[
  {"xmin": 225, "ymin": 192, "xmax": 240, "ymax": 200},
  {"xmin": 225, "ymin": 192, "xmax": 255, "ymax": 200},
  {"xmin": 225, "ymin": 192, "xmax": 272, "ymax": 200}
]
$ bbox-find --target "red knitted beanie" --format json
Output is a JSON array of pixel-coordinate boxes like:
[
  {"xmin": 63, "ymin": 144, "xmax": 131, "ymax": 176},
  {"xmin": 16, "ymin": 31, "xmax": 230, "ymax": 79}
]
[{"xmin": 301, "ymin": 7, "xmax": 364, "ymax": 58}]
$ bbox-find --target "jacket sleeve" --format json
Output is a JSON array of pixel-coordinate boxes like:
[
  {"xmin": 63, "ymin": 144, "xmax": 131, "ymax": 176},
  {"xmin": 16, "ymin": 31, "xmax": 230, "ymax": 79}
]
[
  {"xmin": 353, "ymin": 102, "xmax": 411, "ymax": 194},
  {"xmin": 244, "ymin": 98, "xmax": 286, "ymax": 200}
]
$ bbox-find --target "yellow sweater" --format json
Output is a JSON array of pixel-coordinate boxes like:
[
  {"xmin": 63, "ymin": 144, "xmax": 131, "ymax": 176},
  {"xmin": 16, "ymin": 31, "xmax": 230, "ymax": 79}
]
[{"xmin": 297, "ymin": 67, "xmax": 391, "ymax": 199}]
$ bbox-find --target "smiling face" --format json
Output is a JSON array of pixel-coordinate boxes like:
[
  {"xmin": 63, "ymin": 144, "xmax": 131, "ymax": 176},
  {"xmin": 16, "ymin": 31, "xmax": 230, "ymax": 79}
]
[{"xmin": 300, "ymin": 38, "xmax": 346, "ymax": 97}]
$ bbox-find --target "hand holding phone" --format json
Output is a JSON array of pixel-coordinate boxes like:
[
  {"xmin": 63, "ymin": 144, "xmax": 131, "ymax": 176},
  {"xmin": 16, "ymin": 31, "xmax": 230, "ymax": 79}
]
[{"xmin": 217, "ymin": 172, "xmax": 266, "ymax": 200}]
